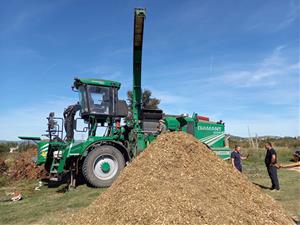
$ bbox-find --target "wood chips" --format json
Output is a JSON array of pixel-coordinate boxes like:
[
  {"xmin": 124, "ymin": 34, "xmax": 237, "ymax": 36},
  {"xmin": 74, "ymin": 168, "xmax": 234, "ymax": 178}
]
[
  {"xmin": 2, "ymin": 148, "xmax": 46, "ymax": 180},
  {"xmin": 66, "ymin": 132, "xmax": 294, "ymax": 225}
]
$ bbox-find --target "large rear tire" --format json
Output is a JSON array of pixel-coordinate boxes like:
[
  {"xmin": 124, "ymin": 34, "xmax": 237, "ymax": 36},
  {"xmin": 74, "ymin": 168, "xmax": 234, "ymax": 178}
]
[{"xmin": 82, "ymin": 145, "xmax": 125, "ymax": 188}]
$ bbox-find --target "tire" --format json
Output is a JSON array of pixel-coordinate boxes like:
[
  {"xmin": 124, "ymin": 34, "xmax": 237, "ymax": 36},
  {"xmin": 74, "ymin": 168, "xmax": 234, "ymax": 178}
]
[{"xmin": 82, "ymin": 145, "xmax": 125, "ymax": 188}]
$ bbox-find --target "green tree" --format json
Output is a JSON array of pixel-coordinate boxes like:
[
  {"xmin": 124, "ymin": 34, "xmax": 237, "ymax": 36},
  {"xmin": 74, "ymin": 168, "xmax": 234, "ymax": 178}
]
[{"xmin": 127, "ymin": 89, "xmax": 160, "ymax": 110}]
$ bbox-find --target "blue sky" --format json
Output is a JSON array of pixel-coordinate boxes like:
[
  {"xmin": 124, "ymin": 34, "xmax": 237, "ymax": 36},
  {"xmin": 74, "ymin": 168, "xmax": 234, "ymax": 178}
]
[{"xmin": 0, "ymin": 0, "xmax": 299, "ymax": 140}]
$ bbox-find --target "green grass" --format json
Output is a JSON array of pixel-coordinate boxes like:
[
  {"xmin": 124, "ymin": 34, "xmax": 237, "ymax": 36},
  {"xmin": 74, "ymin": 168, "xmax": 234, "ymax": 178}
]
[
  {"xmin": 0, "ymin": 181, "xmax": 105, "ymax": 225},
  {"xmin": 0, "ymin": 147, "xmax": 299, "ymax": 224},
  {"xmin": 242, "ymin": 147, "xmax": 300, "ymax": 220}
]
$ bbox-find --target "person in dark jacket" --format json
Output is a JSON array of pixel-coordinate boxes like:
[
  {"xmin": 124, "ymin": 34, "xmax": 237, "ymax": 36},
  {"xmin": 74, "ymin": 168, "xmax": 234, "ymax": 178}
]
[
  {"xmin": 265, "ymin": 142, "xmax": 280, "ymax": 191},
  {"xmin": 231, "ymin": 145, "xmax": 248, "ymax": 172}
]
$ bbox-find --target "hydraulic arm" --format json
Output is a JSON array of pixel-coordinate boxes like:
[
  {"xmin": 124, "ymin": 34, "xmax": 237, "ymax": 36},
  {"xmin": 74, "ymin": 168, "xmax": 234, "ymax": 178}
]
[{"xmin": 132, "ymin": 8, "xmax": 146, "ymax": 127}]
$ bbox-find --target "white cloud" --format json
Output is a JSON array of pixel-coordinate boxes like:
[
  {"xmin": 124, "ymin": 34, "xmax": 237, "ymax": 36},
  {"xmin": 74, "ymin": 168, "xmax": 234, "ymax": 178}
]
[
  {"xmin": 150, "ymin": 90, "xmax": 191, "ymax": 105},
  {"xmin": 243, "ymin": 0, "xmax": 299, "ymax": 32},
  {"xmin": 140, "ymin": 45, "xmax": 299, "ymax": 137},
  {"xmin": 277, "ymin": 0, "xmax": 299, "ymax": 30},
  {"xmin": 262, "ymin": 45, "xmax": 286, "ymax": 66},
  {"xmin": 217, "ymin": 45, "xmax": 299, "ymax": 88}
]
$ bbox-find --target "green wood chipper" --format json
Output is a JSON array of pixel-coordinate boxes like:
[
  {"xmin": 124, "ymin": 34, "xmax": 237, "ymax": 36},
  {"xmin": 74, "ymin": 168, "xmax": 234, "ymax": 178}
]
[{"xmin": 19, "ymin": 8, "xmax": 231, "ymax": 188}]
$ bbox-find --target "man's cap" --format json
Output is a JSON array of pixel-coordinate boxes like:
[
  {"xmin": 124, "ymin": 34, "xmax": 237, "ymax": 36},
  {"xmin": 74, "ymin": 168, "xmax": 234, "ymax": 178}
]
[{"xmin": 159, "ymin": 119, "xmax": 165, "ymax": 123}]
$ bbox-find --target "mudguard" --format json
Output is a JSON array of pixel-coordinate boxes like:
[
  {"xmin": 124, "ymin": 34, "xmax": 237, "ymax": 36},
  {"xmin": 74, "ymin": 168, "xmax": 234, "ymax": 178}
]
[{"xmin": 18, "ymin": 136, "xmax": 49, "ymax": 165}]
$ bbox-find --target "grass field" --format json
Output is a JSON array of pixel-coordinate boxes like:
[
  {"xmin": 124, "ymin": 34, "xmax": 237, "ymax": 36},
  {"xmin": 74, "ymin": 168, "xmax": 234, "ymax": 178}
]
[
  {"xmin": 243, "ymin": 147, "xmax": 300, "ymax": 222},
  {"xmin": 0, "ymin": 180, "xmax": 105, "ymax": 225},
  {"xmin": 0, "ymin": 147, "xmax": 299, "ymax": 225}
]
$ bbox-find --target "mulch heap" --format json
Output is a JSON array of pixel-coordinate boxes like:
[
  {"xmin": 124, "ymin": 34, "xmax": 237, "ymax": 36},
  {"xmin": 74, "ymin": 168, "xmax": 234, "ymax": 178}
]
[
  {"xmin": 66, "ymin": 132, "xmax": 294, "ymax": 225},
  {"xmin": 3, "ymin": 148, "xmax": 46, "ymax": 180}
]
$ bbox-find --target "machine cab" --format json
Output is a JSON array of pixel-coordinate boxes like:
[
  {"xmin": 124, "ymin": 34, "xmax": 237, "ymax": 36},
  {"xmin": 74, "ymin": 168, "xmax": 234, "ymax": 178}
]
[{"xmin": 73, "ymin": 78, "xmax": 128, "ymax": 121}]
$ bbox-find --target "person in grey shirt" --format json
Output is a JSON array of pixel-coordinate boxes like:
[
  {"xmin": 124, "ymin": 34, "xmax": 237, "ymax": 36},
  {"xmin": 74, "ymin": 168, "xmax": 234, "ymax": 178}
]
[{"xmin": 157, "ymin": 119, "xmax": 167, "ymax": 134}]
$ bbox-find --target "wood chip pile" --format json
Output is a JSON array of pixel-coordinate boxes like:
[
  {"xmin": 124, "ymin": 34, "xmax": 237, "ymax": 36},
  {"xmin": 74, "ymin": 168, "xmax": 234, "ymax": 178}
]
[
  {"xmin": 67, "ymin": 132, "xmax": 294, "ymax": 225},
  {"xmin": 3, "ymin": 148, "xmax": 46, "ymax": 180}
]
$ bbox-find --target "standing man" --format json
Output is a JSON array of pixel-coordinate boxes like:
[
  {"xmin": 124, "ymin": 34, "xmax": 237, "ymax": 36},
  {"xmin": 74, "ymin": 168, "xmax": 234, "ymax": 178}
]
[
  {"xmin": 231, "ymin": 145, "xmax": 248, "ymax": 172},
  {"xmin": 265, "ymin": 142, "xmax": 280, "ymax": 191},
  {"xmin": 157, "ymin": 119, "xmax": 167, "ymax": 134}
]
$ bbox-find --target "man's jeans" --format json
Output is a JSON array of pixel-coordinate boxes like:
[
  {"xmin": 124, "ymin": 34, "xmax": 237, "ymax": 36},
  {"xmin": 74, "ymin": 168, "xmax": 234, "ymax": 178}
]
[{"xmin": 267, "ymin": 166, "xmax": 280, "ymax": 190}]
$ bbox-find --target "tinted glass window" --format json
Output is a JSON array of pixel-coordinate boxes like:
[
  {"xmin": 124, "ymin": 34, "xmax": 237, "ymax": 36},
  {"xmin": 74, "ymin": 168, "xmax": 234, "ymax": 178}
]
[
  {"xmin": 87, "ymin": 86, "xmax": 110, "ymax": 115},
  {"xmin": 78, "ymin": 86, "xmax": 88, "ymax": 113}
]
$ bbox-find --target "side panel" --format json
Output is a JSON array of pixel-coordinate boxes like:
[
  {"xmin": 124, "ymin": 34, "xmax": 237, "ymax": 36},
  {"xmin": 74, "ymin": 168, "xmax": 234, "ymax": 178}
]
[
  {"xmin": 195, "ymin": 121, "xmax": 224, "ymax": 147},
  {"xmin": 195, "ymin": 120, "xmax": 230, "ymax": 159},
  {"xmin": 36, "ymin": 142, "xmax": 49, "ymax": 165},
  {"xmin": 164, "ymin": 117, "xmax": 180, "ymax": 131},
  {"xmin": 67, "ymin": 136, "xmax": 121, "ymax": 156},
  {"xmin": 164, "ymin": 116, "xmax": 230, "ymax": 160}
]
